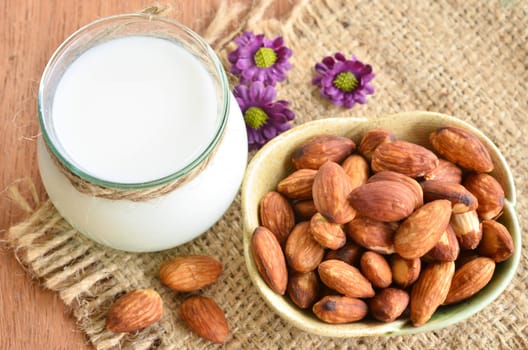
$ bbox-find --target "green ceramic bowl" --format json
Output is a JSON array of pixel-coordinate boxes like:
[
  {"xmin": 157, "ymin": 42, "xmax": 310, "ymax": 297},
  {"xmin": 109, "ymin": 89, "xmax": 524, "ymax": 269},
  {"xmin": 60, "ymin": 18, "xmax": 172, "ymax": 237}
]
[{"xmin": 241, "ymin": 111, "xmax": 520, "ymax": 337}]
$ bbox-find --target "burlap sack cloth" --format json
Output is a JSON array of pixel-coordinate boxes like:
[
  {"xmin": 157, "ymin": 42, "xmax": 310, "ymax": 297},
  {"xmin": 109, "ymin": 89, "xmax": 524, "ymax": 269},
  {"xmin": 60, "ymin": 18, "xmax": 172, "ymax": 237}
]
[{"xmin": 7, "ymin": 0, "xmax": 528, "ymax": 349}]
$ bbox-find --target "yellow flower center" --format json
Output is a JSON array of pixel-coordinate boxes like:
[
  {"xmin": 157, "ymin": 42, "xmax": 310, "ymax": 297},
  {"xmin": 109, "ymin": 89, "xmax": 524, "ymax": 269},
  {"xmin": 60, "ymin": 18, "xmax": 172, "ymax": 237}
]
[
  {"xmin": 254, "ymin": 47, "xmax": 277, "ymax": 68},
  {"xmin": 244, "ymin": 107, "xmax": 268, "ymax": 129},
  {"xmin": 333, "ymin": 71, "xmax": 358, "ymax": 92}
]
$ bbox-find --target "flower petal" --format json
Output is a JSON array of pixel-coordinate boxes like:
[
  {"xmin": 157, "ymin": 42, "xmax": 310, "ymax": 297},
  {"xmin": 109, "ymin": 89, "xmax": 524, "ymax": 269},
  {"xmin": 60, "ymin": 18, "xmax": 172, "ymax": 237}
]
[{"xmin": 335, "ymin": 52, "xmax": 346, "ymax": 61}]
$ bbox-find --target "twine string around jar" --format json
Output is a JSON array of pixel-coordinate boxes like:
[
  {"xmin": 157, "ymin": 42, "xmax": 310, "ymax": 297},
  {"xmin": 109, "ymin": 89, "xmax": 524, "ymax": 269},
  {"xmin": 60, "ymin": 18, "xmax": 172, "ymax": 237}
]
[{"xmin": 46, "ymin": 142, "xmax": 217, "ymax": 201}]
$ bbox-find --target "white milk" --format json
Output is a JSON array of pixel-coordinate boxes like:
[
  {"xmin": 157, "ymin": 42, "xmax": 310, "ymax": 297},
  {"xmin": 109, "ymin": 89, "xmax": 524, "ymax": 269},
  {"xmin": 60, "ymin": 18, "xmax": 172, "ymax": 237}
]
[
  {"xmin": 52, "ymin": 36, "xmax": 219, "ymax": 183},
  {"xmin": 38, "ymin": 34, "xmax": 248, "ymax": 252}
]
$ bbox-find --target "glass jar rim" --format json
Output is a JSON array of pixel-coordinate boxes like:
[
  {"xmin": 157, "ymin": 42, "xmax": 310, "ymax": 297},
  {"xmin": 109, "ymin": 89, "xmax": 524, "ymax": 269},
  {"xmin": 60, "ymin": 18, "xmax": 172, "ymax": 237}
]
[{"xmin": 37, "ymin": 13, "xmax": 230, "ymax": 190}]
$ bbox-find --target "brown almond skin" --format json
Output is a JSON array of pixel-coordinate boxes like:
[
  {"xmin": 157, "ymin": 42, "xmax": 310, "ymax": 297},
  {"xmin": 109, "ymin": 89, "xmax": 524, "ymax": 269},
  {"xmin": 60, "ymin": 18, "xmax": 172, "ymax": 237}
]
[
  {"xmin": 251, "ymin": 226, "xmax": 288, "ymax": 294},
  {"xmin": 444, "ymin": 257, "xmax": 495, "ymax": 305},
  {"xmin": 160, "ymin": 255, "xmax": 223, "ymax": 292},
  {"xmin": 464, "ymin": 173, "xmax": 505, "ymax": 220},
  {"xmin": 106, "ymin": 289, "xmax": 163, "ymax": 333},
  {"xmin": 424, "ymin": 159, "xmax": 463, "ymax": 184},
  {"xmin": 277, "ymin": 169, "xmax": 317, "ymax": 200},
  {"xmin": 371, "ymin": 140, "xmax": 439, "ymax": 178},
  {"xmin": 429, "ymin": 126, "xmax": 494, "ymax": 173},
  {"xmin": 259, "ymin": 191, "xmax": 295, "ymax": 245},
  {"xmin": 346, "ymin": 216, "xmax": 397, "ymax": 254},
  {"xmin": 180, "ymin": 296, "xmax": 229, "ymax": 344},
  {"xmin": 369, "ymin": 288, "xmax": 410, "ymax": 322},
  {"xmin": 313, "ymin": 161, "xmax": 357, "ymax": 224},
  {"xmin": 424, "ymin": 224, "xmax": 460, "ymax": 262},
  {"xmin": 360, "ymin": 251, "xmax": 392, "ymax": 288},
  {"xmin": 368, "ymin": 170, "xmax": 423, "ymax": 209},
  {"xmin": 310, "ymin": 212, "xmax": 347, "ymax": 250},
  {"xmin": 358, "ymin": 128, "xmax": 397, "ymax": 160},
  {"xmin": 292, "ymin": 135, "xmax": 355, "ymax": 170},
  {"xmin": 391, "ymin": 255, "xmax": 421, "ymax": 288},
  {"xmin": 450, "ymin": 210, "xmax": 482, "ymax": 250},
  {"xmin": 287, "ymin": 271, "xmax": 320, "ymax": 309},
  {"xmin": 312, "ymin": 295, "xmax": 368, "ymax": 324},
  {"xmin": 348, "ymin": 181, "xmax": 416, "ymax": 222},
  {"xmin": 341, "ymin": 154, "xmax": 370, "ymax": 190},
  {"xmin": 394, "ymin": 200, "xmax": 452, "ymax": 259},
  {"xmin": 410, "ymin": 261, "xmax": 455, "ymax": 326},
  {"xmin": 318, "ymin": 259, "xmax": 375, "ymax": 298},
  {"xmin": 421, "ymin": 180, "xmax": 478, "ymax": 214},
  {"xmin": 323, "ymin": 242, "xmax": 363, "ymax": 266},
  {"xmin": 478, "ymin": 220, "xmax": 514, "ymax": 262},
  {"xmin": 285, "ymin": 221, "xmax": 325, "ymax": 272},
  {"xmin": 293, "ymin": 200, "xmax": 318, "ymax": 220}
]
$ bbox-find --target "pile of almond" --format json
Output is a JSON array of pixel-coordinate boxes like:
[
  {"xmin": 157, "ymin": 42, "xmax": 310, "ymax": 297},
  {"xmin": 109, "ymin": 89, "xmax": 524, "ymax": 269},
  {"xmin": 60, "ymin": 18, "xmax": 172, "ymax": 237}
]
[
  {"xmin": 105, "ymin": 255, "xmax": 228, "ymax": 343},
  {"xmin": 252, "ymin": 126, "xmax": 514, "ymax": 326}
]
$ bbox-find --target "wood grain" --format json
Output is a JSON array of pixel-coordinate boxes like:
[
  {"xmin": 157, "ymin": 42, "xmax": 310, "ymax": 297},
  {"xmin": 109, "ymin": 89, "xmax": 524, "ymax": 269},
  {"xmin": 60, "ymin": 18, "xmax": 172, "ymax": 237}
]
[{"xmin": 0, "ymin": 1, "xmax": 290, "ymax": 348}]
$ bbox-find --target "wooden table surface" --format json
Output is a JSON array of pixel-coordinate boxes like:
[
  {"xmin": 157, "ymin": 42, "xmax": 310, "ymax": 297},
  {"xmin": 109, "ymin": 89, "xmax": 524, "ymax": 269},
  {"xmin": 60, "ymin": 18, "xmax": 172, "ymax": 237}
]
[{"xmin": 0, "ymin": 1, "xmax": 290, "ymax": 348}]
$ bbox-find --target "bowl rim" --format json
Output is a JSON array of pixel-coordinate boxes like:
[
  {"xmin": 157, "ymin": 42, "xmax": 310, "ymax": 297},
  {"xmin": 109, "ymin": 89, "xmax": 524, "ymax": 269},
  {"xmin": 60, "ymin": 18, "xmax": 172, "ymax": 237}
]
[{"xmin": 241, "ymin": 111, "xmax": 521, "ymax": 337}]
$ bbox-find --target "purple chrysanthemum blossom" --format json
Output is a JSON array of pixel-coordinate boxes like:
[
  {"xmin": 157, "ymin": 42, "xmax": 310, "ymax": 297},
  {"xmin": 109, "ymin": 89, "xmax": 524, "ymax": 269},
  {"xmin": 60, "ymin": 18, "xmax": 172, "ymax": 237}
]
[
  {"xmin": 312, "ymin": 52, "xmax": 375, "ymax": 108},
  {"xmin": 233, "ymin": 81, "xmax": 295, "ymax": 151},
  {"xmin": 228, "ymin": 31, "xmax": 293, "ymax": 86}
]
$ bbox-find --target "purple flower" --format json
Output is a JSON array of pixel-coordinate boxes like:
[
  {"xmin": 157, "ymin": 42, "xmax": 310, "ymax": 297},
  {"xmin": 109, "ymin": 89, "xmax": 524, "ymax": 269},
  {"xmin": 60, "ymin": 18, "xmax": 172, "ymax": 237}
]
[
  {"xmin": 228, "ymin": 32, "xmax": 292, "ymax": 86},
  {"xmin": 312, "ymin": 53, "xmax": 375, "ymax": 108},
  {"xmin": 233, "ymin": 81, "xmax": 295, "ymax": 150}
]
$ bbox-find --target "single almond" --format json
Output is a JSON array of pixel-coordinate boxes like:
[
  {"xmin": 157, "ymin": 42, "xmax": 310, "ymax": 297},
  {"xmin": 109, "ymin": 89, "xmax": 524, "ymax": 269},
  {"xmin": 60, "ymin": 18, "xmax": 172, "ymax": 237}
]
[
  {"xmin": 318, "ymin": 259, "xmax": 375, "ymax": 298},
  {"xmin": 369, "ymin": 288, "xmax": 410, "ymax": 322},
  {"xmin": 368, "ymin": 170, "xmax": 423, "ymax": 209},
  {"xmin": 292, "ymin": 135, "xmax": 355, "ymax": 170},
  {"xmin": 360, "ymin": 251, "xmax": 392, "ymax": 288},
  {"xmin": 251, "ymin": 226, "xmax": 288, "ymax": 294},
  {"xmin": 450, "ymin": 210, "xmax": 482, "ymax": 250},
  {"xmin": 277, "ymin": 169, "xmax": 317, "ymax": 200},
  {"xmin": 464, "ymin": 173, "xmax": 505, "ymax": 220},
  {"xmin": 323, "ymin": 242, "xmax": 363, "ymax": 266},
  {"xmin": 394, "ymin": 200, "xmax": 452, "ymax": 259},
  {"xmin": 180, "ymin": 296, "xmax": 229, "ymax": 344},
  {"xmin": 285, "ymin": 221, "xmax": 325, "ymax": 272},
  {"xmin": 358, "ymin": 128, "xmax": 397, "ymax": 161},
  {"xmin": 391, "ymin": 255, "xmax": 421, "ymax": 288},
  {"xmin": 310, "ymin": 212, "xmax": 347, "ymax": 250},
  {"xmin": 410, "ymin": 261, "xmax": 455, "ymax": 326},
  {"xmin": 313, "ymin": 161, "xmax": 357, "ymax": 224},
  {"xmin": 478, "ymin": 220, "xmax": 514, "ymax": 262},
  {"xmin": 346, "ymin": 216, "xmax": 397, "ymax": 254},
  {"xmin": 421, "ymin": 180, "xmax": 478, "ymax": 214},
  {"xmin": 444, "ymin": 257, "xmax": 495, "ymax": 305},
  {"xmin": 371, "ymin": 140, "xmax": 439, "ymax": 178},
  {"xmin": 259, "ymin": 191, "xmax": 295, "ymax": 245},
  {"xmin": 106, "ymin": 289, "xmax": 163, "ymax": 333},
  {"xmin": 341, "ymin": 154, "xmax": 370, "ymax": 190},
  {"xmin": 312, "ymin": 295, "xmax": 368, "ymax": 324},
  {"xmin": 429, "ymin": 126, "xmax": 494, "ymax": 172},
  {"xmin": 293, "ymin": 199, "xmax": 318, "ymax": 220},
  {"xmin": 160, "ymin": 255, "xmax": 223, "ymax": 292},
  {"xmin": 348, "ymin": 180, "xmax": 415, "ymax": 222},
  {"xmin": 286, "ymin": 271, "xmax": 320, "ymax": 309},
  {"xmin": 424, "ymin": 224, "xmax": 460, "ymax": 262},
  {"xmin": 424, "ymin": 159, "xmax": 462, "ymax": 184}
]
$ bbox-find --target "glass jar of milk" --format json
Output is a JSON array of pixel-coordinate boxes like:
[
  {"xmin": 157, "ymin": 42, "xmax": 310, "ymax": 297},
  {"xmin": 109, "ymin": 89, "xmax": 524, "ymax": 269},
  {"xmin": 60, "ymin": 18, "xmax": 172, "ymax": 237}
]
[{"xmin": 37, "ymin": 14, "xmax": 248, "ymax": 252}]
